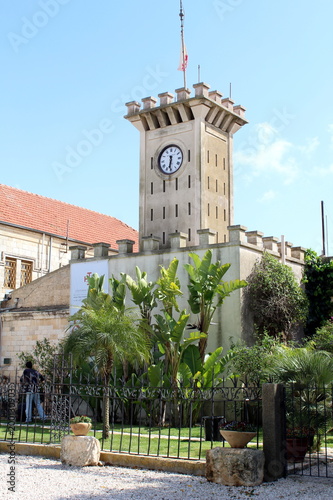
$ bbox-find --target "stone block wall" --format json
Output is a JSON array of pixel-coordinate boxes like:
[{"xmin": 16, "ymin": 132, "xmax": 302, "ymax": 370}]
[
  {"xmin": 0, "ymin": 308, "xmax": 69, "ymax": 376},
  {"xmin": 0, "ymin": 224, "xmax": 100, "ymax": 300},
  {"xmin": 0, "ymin": 264, "xmax": 71, "ymax": 375},
  {"xmin": 2, "ymin": 265, "xmax": 70, "ymax": 309}
]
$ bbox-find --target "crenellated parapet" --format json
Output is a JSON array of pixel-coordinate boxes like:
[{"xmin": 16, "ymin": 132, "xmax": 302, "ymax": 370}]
[
  {"xmin": 228, "ymin": 225, "xmax": 305, "ymax": 262},
  {"xmin": 125, "ymin": 82, "xmax": 248, "ymax": 135},
  {"xmin": 80, "ymin": 225, "xmax": 305, "ymax": 264}
]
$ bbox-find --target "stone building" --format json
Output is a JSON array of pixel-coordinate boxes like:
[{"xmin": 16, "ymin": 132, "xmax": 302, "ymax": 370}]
[
  {"xmin": 0, "ymin": 224, "xmax": 305, "ymax": 376},
  {"xmin": 0, "ymin": 183, "xmax": 138, "ymax": 301},
  {"xmin": 0, "ymin": 82, "xmax": 307, "ymax": 376},
  {"xmin": 125, "ymin": 82, "xmax": 247, "ymax": 249}
]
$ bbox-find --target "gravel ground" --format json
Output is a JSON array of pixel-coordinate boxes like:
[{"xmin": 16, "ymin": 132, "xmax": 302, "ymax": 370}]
[{"xmin": 1, "ymin": 454, "xmax": 333, "ymax": 500}]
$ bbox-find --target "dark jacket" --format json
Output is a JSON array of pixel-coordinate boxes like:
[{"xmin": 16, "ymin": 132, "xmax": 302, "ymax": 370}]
[{"xmin": 20, "ymin": 368, "xmax": 45, "ymax": 393}]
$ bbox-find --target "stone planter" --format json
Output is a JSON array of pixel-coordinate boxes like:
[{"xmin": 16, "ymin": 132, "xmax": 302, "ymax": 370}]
[
  {"xmin": 220, "ymin": 430, "xmax": 256, "ymax": 448},
  {"xmin": 70, "ymin": 422, "xmax": 92, "ymax": 436}
]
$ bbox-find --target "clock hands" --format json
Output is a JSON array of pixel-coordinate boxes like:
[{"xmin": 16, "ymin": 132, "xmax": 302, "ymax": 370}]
[{"xmin": 168, "ymin": 155, "xmax": 173, "ymax": 171}]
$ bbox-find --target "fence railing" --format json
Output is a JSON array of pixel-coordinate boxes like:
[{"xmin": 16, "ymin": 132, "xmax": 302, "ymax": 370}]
[
  {"xmin": 284, "ymin": 382, "xmax": 333, "ymax": 477},
  {"xmin": 2, "ymin": 373, "xmax": 333, "ymax": 478},
  {"xmin": 0, "ymin": 376, "xmax": 262, "ymax": 461}
]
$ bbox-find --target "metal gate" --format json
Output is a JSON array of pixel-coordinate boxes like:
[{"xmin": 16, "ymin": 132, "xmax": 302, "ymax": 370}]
[
  {"xmin": 48, "ymin": 352, "xmax": 73, "ymax": 443},
  {"xmin": 285, "ymin": 382, "xmax": 333, "ymax": 478}
]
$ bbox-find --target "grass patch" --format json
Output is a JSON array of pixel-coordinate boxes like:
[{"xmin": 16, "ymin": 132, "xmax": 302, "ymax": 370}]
[{"xmin": 0, "ymin": 420, "xmax": 262, "ymax": 460}]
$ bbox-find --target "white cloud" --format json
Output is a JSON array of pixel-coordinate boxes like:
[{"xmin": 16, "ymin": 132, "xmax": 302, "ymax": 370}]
[
  {"xmin": 313, "ymin": 164, "xmax": 333, "ymax": 177},
  {"xmin": 253, "ymin": 122, "xmax": 278, "ymax": 146},
  {"xmin": 328, "ymin": 124, "xmax": 333, "ymax": 148},
  {"xmin": 258, "ymin": 190, "xmax": 277, "ymax": 203},
  {"xmin": 301, "ymin": 125, "xmax": 333, "ymax": 176},
  {"xmin": 235, "ymin": 122, "xmax": 299, "ymax": 184},
  {"xmin": 298, "ymin": 137, "xmax": 319, "ymax": 155}
]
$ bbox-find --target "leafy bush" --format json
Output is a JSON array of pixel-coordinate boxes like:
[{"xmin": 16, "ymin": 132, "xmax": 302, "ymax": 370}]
[
  {"xmin": 305, "ymin": 319, "xmax": 333, "ymax": 353},
  {"xmin": 303, "ymin": 250, "xmax": 333, "ymax": 335},
  {"xmin": 227, "ymin": 334, "xmax": 281, "ymax": 385},
  {"xmin": 17, "ymin": 338, "xmax": 61, "ymax": 379},
  {"xmin": 246, "ymin": 252, "xmax": 308, "ymax": 340}
]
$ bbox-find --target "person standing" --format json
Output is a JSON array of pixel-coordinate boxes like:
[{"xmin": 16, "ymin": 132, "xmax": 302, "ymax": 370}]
[{"xmin": 21, "ymin": 361, "xmax": 46, "ymax": 423}]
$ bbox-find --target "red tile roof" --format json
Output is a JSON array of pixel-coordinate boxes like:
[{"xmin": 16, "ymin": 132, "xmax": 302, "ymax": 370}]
[{"xmin": 0, "ymin": 184, "xmax": 138, "ymax": 251}]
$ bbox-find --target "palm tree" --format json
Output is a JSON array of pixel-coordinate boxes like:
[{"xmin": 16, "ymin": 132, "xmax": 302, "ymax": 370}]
[
  {"xmin": 64, "ymin": 295, "xmax": 151, "ymax": 439},
  {"xmin": 267, "ymin": 347, "xmax": 333, "ymax": 447},
  {"xmin": 268, "ymin": 347, "xmax": 333, "ymax": 387}
]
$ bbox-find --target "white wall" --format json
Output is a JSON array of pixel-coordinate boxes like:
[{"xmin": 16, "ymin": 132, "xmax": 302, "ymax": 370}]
[{"xmin": 70, "ymin": 227, "xmax": 305, "ymax": 354}]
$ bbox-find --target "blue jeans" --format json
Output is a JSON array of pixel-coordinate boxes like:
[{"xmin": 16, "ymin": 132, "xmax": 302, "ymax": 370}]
[{"xmin": 25, "ymin": 392, "xmax": 45, "ymax": 422}]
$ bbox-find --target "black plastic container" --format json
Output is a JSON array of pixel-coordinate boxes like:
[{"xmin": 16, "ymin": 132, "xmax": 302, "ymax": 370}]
[{"xmin": 202, "ymin": 416, "xmax": 225, "ymax": 441}]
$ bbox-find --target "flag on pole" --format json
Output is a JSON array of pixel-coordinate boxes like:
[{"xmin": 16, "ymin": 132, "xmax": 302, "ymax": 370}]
[
  {"xmin": 178, "ymin": 0, "xmax": 187, "ymax": 87},
  {"xmin": 177, "ymin": 43, "xmax": 188, "ymax": 71}
]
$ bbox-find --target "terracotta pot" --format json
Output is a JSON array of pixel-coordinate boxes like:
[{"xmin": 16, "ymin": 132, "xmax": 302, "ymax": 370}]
[
  {"xmin": 70, "ymin": 422, "xmax": 92, "ymax": 436},
  {"xmin": 285, "ymin": 437, "xmax": 309, "ymax": 462},
  {"xmin": 220, "ymin": 430, "xmax": 256, "ymax": 448}
]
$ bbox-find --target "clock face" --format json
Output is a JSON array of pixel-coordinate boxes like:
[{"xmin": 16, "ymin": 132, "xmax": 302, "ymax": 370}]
[{"xmin": 158, "ymin": 145, "xmax": 183, "ymax": 174}]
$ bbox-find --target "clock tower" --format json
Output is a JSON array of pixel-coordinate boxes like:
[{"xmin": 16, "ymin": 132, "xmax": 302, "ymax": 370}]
[{"xmin": 125, "ymin": 82, "xmax": 247, "ymax": 250}]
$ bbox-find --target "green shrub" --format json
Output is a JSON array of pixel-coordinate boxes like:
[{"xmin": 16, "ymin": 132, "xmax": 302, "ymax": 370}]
[
  {"xmin": 303, "ymin": 250, "xmax": 333, "ymax": 335},
  {"xmin": 307, "ymin": 319, "xmax": 333, "ymax": 353},
  {"xmin": 227, "ymin": 334, "xmax": 281, "ymax": 385},
  {"xmin": 246, "ymin": 252, "xmax": 308, "ymax": 340}
]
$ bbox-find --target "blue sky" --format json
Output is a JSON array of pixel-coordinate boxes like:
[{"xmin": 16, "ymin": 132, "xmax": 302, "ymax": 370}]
[{"xmin": 1, "ymin": 0, "xmax": 333, "ymax": 255}]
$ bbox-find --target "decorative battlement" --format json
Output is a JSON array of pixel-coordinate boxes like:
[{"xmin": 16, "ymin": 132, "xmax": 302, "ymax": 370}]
[
  {"xmin": 80, "ymin": 226, "xmax": 305, "ymax": 263},
  {"xmin": 69, "ymin": 245, "xmax": 88, "ymax": 261},
  {"xmin": 228, "ymin": 225, "xmax": 306, "ymax": 261},
  {"xmin": 125, "ymin": 82, "xmax": 248, "ymax": 134}
]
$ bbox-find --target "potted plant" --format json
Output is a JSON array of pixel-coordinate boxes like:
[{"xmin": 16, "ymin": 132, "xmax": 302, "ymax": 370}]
[
  {"xmin": 219, "ymin": 420, "xmax": 257, "ymax": 448},
  {"xmin": 70, "ymin": 415, "xmax": 92, "ymax": 436},
  {"xmin": 267, "ymin": 347, "xmax": 333, "ymax": 460},
  {"xmin": 285, "ymin": 425, "xmax": 316, "ymax": 462}
]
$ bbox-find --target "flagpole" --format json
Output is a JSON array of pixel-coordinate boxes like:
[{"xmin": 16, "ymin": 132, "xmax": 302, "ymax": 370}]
[{"xmin": 179, "ymin": 1, "xmax": 187, "ymax": 89}]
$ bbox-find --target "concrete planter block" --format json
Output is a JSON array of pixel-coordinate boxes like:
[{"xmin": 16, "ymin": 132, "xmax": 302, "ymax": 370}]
[
  {"xmin": 61, "ymin": 435, "xmax": 101, "ymax": 466},
  {"xmin": 206, "ymin": 447, "xmax": 264, "ymax": 486}
]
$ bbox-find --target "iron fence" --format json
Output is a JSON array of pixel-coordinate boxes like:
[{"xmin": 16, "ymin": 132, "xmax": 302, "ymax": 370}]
[
  {"xmin": 0, "ymin": 374, "xmax": 262, "ymax": 461},
  {"xmin": 2, "ymin": 367, "xmax": 333, "ymax": 479},
  {"xmin": 285, "ymin": 382, "xmax": 333, "ymax": 478}
]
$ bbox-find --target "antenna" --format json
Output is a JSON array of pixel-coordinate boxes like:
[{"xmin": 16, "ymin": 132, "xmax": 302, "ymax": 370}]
[
  {"xmin": 198, "ymin": 64, "xmax": 201, "ymax": 82},
  {"xmin": 66, "ymin": 219, "xmax": 70, "ymax": 253},
  {"xmin": 321, "ymin": 200, "xmax": 326, "ymax": 256},
  {"xmin": 179, "ymin": 0, "xmax": 187, "ymax": 88},
  {"xmin": 326, "ymin": 214, "xmax": 329, "ymax": 256},
  {"xmin": 230, "ymin": 82, "xmax": 232, "ymax": 99}
]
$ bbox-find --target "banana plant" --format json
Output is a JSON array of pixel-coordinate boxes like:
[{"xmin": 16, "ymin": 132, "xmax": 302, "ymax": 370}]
[
  {"xmin": 109, "ymin": 274, "xmax": 127, "ymax": 313},
  {"xmin": 155, "ymin": 258, "xmax": 182, "ymax": 316},
  {"xmin": 191, "ymin": 348, "xmax": 236, "ymax": 389},
  {"xmin": 153, "ymin": 310, "xmax": 206, "ymax": 427},
  {"xmin": 122, "ymin": 267, "xmax": 157, "ymax": 329},
  {"xmin": 153, "ymin": 310, "xmax": 206, "ymax": 390},
  {"xmin": 181, "ymin": 346, "xmax": 236, "ymax": 423},
  {"xmin": 75, "ymin": 273, "xmax": 112, "ymax": 313},
  {"xmin": 184, "ymin": 250, "xmax": 247, "ymax": 361}
]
